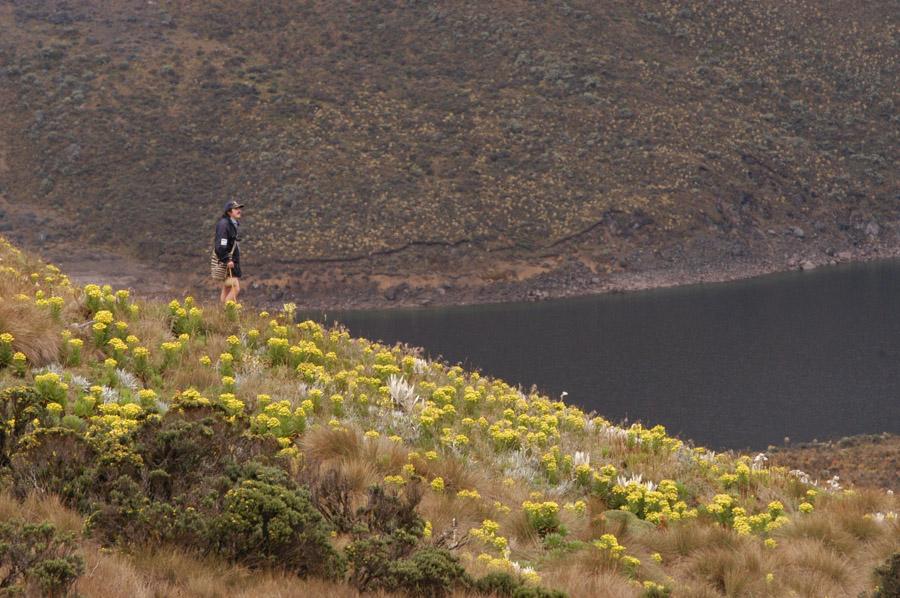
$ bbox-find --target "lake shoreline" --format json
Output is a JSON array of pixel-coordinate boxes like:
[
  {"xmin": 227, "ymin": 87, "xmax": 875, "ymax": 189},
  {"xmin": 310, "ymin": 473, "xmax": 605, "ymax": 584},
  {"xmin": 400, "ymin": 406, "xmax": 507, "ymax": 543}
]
[
  {"xmin": 264, "ymin": 241, "xmax": 900, "ymax": 312},
  {"xmin": 4, "ymin": 192, "xmax": 897, "ymax": 312}
]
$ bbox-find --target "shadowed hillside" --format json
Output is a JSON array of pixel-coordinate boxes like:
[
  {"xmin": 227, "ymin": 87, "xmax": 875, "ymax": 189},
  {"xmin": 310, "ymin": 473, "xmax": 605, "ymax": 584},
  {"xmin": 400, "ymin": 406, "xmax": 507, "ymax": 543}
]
[{"xmin": 0, "ymin": 0, "xmax": 897, "ymax": 306}]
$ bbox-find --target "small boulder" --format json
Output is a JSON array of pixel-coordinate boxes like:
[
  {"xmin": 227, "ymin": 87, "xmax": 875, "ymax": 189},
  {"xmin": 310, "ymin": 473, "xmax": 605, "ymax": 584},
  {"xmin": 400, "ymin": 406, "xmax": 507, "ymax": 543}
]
[
  {"xmin": 384, "ymin": 282, "xmax": 410, "ymax": 301},
  {"xmin": 601, "ymin": 510, "xmax": 655, "ymax": 535},
  {"xmin": 865, "ymin": 221, "xmax": 881, "ymax": 237}
]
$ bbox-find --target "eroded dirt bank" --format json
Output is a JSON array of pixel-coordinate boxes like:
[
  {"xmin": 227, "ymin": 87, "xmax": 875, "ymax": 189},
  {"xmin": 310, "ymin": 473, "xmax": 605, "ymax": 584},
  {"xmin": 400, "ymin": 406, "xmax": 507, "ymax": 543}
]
[{"xmin": 6, "ymin": 193, "xmax": 899, "ymax": 312}]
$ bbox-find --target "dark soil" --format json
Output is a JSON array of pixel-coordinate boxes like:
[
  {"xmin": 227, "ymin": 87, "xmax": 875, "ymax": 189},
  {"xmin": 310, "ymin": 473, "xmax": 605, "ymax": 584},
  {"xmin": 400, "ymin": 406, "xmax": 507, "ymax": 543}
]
[{"xmin": 769, "ymin": 433, "xmax": 900, "ymax": 493}]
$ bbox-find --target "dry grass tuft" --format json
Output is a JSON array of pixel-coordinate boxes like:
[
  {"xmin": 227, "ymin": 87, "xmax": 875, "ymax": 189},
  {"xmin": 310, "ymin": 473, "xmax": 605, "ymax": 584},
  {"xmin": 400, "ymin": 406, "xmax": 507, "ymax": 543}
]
[
  {"xmin": 0, "ymin": 491, "xmax": 81, "ymax": 535},
  {"xmin": 362, "ymin": 436, "xmax": 410, "ymax": 475},
  {"xmin": 83, "ymin": 545, "xmax": 378, "ymax": 598},
  {"xmin": 333, "ymin": 457, "xmax": 381, "ymax": 495},
  {"xmin": 302, "ymin": 426, "xmax": 363, "ymax": 463},
  {"xmin": 0, "ymin": 299, "xmax": 60, "ymax": 366},
  {"xmin": 170, "ymin": 364, "xmax": 222, "ymax": 394},
  {"xmin": 636, "ymin": 519, "xmax": 738, "ymax": 560},
  {"xmin": 779, "ymin": 539, "xmax": 855, "ymax": 588},
  {"xmin": 128, "ymin": 303, "xmax": 175, "ymax": 349},
  {"xmin": 778, "ymin": 511, "xmax": 867, "ymax": 555},
  {"xmin": 540, "ymin": 563, "xmax": 641, "ymax": 598},
  {"xmin": 420, "ymin": 454, "xmax": 481, "ymax": 494},
  {"xmin": 683, "ymin": 541, "xmax": 772, "ymax": 597},
  {"xmin": 74, "ymin": 545, "xmax": 153, "ymax": 598}
]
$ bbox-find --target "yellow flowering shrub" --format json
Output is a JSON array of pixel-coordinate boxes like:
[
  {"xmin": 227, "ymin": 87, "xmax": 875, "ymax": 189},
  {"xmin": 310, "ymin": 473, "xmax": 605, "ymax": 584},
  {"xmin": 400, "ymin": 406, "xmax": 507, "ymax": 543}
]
[
  {"xmin": 470, "ymin": 519, "xmax": 508, "ymax": 553},
  {"xmin": 609, "ymin": 479, "xmax": 696, "ymax": 524},
  {"xmin": 522, "ymin": 501, "xmax": 560, "ymax": 536},
  {"xmin": 0, "ymin": 332, "xmax": 14, "ymax": 367}
]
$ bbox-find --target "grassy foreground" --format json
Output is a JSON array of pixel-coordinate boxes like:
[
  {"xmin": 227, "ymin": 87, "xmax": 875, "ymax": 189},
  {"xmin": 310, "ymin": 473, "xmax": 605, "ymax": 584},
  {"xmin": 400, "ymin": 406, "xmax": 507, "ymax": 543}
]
[{"xmin": 0, "ymin": 234, "xmax": 896, "ymax": 598}]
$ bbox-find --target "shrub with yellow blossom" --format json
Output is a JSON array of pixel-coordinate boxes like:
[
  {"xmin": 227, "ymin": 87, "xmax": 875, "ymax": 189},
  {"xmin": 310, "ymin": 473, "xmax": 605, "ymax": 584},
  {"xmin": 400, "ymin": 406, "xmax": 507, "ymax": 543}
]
[
  {"xmin": 65, "ymin": 338, "xmax": 84, "ymax": 367},
  {"xmin": 522, "ymin": 501, "xmax": 561, "ymax": 537},
  {"xmin": 266, "ymin": 337, "xmax": 290, "ymax": 366},
  {"xmin": 160, "ymin": 341, "xmax": 182, "ymax": 370},
  {"xmin": 593, "ymin": 533, "xmax": 641, "ymax": 576},
  {"xmin": 471, "ymin": 519, "xmax": 509, "ymax": 553},
  {"xmin": 223, "ymin": 300, "xmax": 241, "ymax": 321},
  {"xmin": 34, "ymin": 372, "xmax": 68, "ymax": 405},
  {"xmin": 0, "ymin": 332, "xmax": 15, "ymax": 367}
]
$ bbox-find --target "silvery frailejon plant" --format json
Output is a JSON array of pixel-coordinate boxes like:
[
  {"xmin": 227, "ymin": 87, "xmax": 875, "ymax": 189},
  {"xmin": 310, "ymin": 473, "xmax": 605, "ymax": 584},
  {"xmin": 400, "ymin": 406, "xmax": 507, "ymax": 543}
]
[
  {"xmin": 572, "ymin": 451, "xmax": 590, "ymax": 468},
  {"xmin": 387, "ymin": 374, "xmax": 421, "ymax": 412}
]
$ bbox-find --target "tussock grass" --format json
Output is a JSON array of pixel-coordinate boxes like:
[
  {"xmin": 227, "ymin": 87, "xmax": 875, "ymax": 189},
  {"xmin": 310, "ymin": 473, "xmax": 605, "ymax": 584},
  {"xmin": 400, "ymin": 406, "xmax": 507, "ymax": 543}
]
[
  {"xmin": 779, "ymin": 539, "xmax": 855, "ymax": 587},
  {"xmin": 0, "ymin": 491, "xmax": 82, "ymax": 535},
  {"xmin": 0, "ymin": 298, "xmax": 61, "ymax": 366},
  {"xmin": 540, "ymin": 566, "xmax": 642, "ymax": 598},
  {"xmin": 74, "ymin": 545, "xmax": 154, "ymax": 598},
  {"xmin": 637, "ymin": 520, "xmax": 739, "ymax": 559},
  {"xmin": 303, "ymin": 426, "xmax": 364, "ymax": 463},
  {"xmin": 76, "ymin": 544, "xmax": 381, "ymax": 598}
]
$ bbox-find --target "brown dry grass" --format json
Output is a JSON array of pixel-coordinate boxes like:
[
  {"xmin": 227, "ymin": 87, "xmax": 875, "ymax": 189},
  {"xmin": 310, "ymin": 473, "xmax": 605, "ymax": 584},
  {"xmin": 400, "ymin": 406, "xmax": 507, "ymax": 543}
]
[
  {"xmin": 635, "ymin": 519, "xmax": 739, "ymax": 560},
  {"xmin": 302, "ymin": 426, "xmax": 364, "ymax": 463},
  {"xmin": 0, "ymin": 491, "xmax": 82, "ymax": 535},
  {"xmin": 74, "ymin": 545, "xmax": 153, "ymax": 598},
  {"xmin": 539, "ymin": 566, "xmax": 642, "ymax": 598},
  {"xmin": 778, "ymin": 488, "xmax": 897, "ymax": 554},
  {"xmin": 0, "ymin": 295, "xmax": 61, "ymax": 366},
  {"xmin": 74, "ymin": 544, "xmax": 382, "ymax": 598},
  {"xmin": 128, "ymin": 304, "xmax": 176, "ymax": 350}
]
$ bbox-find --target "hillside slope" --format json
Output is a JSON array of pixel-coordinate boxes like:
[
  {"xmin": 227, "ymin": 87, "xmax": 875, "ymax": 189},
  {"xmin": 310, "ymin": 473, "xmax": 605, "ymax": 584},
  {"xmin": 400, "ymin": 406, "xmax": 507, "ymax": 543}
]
[
  {"xmin": 0, "ymin": 236, "xmax": 897, "ymax": 596},
  {"xmin": 0, "ymin": 0, "xmax": 898, "ymax": 305}
]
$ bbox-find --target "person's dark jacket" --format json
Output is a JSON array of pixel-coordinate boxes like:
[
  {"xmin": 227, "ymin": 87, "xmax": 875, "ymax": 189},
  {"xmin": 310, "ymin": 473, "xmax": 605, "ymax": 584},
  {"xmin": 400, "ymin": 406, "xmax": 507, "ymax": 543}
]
[{"xmin": 214, "ymin": 216, "xmax": 240, "ymax": 265}]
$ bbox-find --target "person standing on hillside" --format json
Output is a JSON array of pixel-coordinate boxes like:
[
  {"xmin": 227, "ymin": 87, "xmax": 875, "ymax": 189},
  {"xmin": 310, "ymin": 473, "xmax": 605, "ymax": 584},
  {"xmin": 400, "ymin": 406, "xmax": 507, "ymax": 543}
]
[{"xmin": 213, "ymin": 200, "xmax": 244, "ymax": 303}]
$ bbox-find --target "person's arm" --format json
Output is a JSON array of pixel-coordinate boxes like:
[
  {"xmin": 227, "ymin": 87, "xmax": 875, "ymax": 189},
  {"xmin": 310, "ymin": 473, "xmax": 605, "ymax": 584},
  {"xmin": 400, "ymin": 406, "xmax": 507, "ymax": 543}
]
[{"xmin": 214, "ymin": 219, "xmax": 234, "ymax": 263}]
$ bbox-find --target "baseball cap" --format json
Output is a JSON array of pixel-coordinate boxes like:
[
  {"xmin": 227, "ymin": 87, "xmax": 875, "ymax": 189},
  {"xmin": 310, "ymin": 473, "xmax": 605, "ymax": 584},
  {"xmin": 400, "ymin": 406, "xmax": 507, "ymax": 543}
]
[{"xmin": 223, "ymin": 200, "xmax": 245, "ymax": 212}]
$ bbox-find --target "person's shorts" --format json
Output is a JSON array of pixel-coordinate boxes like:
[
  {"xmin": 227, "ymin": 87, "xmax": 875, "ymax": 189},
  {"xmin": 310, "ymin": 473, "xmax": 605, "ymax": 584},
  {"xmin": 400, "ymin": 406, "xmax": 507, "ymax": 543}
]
[{"xmin": 230, "ymin": 261, "xmax": 242, "ymax": 278}]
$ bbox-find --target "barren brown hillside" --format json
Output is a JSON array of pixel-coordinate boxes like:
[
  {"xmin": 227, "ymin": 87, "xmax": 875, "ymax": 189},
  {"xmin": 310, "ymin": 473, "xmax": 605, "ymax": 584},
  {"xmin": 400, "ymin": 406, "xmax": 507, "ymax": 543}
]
[{"xmin": 0, "ymin": 0, "xmax": 897, "ymax": 306}]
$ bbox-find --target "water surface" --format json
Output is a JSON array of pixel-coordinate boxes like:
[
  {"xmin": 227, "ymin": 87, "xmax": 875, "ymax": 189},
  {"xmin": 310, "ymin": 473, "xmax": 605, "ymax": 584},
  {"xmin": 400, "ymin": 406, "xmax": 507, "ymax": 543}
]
[{"xmin": 306, "ymin": 261, "xmax": 900, "ymax": 450}]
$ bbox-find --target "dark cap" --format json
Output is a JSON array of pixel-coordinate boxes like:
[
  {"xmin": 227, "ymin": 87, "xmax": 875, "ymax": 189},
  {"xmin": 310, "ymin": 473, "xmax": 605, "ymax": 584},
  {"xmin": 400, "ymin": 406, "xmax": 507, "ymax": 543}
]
[{"xmin": 223, "ymin": 200, "xmax": 245, "ymax": 213}]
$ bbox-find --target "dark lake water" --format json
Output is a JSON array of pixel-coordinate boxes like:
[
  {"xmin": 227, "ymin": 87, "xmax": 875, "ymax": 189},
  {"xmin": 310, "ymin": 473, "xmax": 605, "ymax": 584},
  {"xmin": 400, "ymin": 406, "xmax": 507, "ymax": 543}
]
[{"xmin": 305, "ymin": 261, "xmax": 900, "ymax": 450}]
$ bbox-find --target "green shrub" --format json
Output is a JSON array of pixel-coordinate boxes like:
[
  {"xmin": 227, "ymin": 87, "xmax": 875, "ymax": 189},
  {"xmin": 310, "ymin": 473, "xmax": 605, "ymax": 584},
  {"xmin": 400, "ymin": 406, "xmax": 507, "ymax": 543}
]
[
  {"xmin": 353, "ymin": 483, "xmax": 425, "ymax": 538},
  {"xmin": 30, "ymin": 557, "xmax": 84, "ymax": 597},
  {"xmin": 347, "ymin": 537, "xmax": 468, "ymax": 596},
  {"xmin": 475, "ymin": 571, "xmax": 521, "ymax": 596},
  {"xmin": 641, "ymin": 581, "xmax": 672, "ymax": 598},
  {"xmin": 872, "ymin": 552, "xmax": 900, "ymax": 598},
  {"xmin": 0, "ymin": 385, "xmax": 44, "ymax": 465},
  {"xmin": 511, "ymin": 586, "xmax": 568, "ymax": 598},
  {"xmin": 383, "ymin": 547, "xmax": 469, "ymax": 597},
  {"xmin": 0, "ymin": 520, "xmax": 84, "ymax": 597},
  {"xmin": 473, "ymin": 571, "xmax": 568, "ymax": 598},
  {"xmin": 347, "ymin": 530, "xmax": 420, "ymax": 591},
  {"xmin": 10, "ymin": 428, "xmax": 97, "ymax": 510},
  {"xmin": 214, "ymin": 478, "xmax": 345, "ymax": 579},
  {"xmin": 347, "ymin": 484, "xmax": 431, "ymax": 592}
]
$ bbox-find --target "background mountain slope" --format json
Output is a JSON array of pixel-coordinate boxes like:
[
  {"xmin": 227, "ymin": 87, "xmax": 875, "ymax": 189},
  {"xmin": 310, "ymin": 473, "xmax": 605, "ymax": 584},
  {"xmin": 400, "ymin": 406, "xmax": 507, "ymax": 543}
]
[{"xmin": 0, "ymin": 0, "xmax": 897, "ymax": 305}]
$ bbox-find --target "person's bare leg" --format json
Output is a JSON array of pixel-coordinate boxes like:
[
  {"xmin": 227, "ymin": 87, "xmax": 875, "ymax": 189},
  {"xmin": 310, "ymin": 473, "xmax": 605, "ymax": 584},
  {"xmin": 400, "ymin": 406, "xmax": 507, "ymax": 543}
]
[{"xmin": 220, "ymin": 284, "xmax": 228, "ymax": 303}]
